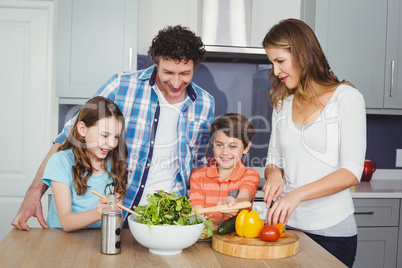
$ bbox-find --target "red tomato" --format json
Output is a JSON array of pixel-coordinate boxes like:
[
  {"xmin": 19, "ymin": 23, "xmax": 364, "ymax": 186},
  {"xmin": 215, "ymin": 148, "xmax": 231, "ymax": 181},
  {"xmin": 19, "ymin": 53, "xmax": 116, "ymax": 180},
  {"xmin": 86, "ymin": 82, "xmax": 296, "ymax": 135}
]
[{"xmin": 259, "ymin": 225, "xmax": 280, "ymax": 242}]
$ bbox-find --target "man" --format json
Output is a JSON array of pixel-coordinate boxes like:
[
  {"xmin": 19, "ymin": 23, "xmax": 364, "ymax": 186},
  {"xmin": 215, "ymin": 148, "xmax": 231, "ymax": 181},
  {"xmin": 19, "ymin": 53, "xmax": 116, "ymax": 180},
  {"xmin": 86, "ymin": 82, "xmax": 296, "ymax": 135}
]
[{"xmin": 12, "ymin": 25, "xmax": 215, "ymax": 228}]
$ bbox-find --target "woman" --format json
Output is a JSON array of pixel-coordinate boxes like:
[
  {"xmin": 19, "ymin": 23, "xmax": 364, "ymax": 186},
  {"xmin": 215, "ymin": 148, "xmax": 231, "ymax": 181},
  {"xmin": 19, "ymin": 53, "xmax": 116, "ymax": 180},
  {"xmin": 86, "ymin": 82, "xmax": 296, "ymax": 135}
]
[{"xmin": 262, "ymin": 19, "xmax": 366, "ymax": 267}]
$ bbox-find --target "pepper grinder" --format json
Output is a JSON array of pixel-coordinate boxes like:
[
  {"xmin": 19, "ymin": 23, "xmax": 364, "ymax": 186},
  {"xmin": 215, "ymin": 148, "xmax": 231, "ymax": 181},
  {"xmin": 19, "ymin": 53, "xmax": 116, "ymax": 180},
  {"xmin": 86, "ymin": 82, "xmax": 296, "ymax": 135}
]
[{"xmin": 101, "ymin": 193, "xmax": 122, "ymax": 254}]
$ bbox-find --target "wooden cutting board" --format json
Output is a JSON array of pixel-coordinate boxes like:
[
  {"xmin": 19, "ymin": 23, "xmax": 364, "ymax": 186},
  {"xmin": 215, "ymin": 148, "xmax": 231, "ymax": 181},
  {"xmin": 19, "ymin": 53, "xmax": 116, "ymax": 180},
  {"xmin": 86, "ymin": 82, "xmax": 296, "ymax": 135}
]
[{"xmin": 212, "ymin": 231, "xmax": 299, "ymax": 259}]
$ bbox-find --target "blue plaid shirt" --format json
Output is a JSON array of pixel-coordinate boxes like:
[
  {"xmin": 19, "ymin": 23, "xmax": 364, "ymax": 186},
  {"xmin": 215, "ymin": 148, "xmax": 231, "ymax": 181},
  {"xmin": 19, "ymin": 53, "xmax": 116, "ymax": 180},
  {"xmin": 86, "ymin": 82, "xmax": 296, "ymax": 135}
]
[{"xmin": 55, "ymin": 65, "xmax": 215, "ymax": 225}]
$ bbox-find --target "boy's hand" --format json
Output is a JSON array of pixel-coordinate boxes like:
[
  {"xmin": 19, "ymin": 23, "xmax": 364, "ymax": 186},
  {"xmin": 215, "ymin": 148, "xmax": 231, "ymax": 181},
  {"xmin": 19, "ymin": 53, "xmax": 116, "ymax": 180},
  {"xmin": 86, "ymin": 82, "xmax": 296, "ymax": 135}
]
[{"xmin": 219, "ymin": 196, "xmax": 238, "ymax": 217}]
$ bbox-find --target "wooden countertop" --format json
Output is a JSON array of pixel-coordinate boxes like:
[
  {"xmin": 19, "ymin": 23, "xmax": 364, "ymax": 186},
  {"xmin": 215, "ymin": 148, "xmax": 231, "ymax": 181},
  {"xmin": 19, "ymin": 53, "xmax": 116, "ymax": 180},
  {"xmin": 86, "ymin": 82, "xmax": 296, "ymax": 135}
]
[{"xmin": 0, "ymin": 228, "xmax": 345, "ymax": 267}]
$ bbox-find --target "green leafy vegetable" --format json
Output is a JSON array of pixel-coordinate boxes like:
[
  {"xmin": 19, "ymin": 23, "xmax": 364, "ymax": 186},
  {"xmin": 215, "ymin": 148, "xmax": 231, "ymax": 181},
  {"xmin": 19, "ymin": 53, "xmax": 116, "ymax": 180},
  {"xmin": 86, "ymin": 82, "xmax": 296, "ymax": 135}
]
[{"xmin": 134, "ymin": 190, "xmax": 213, "ymax": 238}]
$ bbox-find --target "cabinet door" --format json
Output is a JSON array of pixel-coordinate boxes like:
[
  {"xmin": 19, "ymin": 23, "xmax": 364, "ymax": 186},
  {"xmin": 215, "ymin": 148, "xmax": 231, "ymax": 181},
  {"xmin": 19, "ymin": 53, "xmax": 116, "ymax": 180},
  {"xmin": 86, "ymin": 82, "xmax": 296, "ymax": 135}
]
[
  {"xmin": 354, "ymin": 227, "xmax": 398, "ymax": 268},
  {"xmin": 250, "ymin": 0, "xmax": 301, "ymax": 47},
  {"xmin": 384, "ymin": 0, "xmax": 402, "ymax": 108},
  {"xmin": 0, "ymin": 2, "xmax": 54, "ymax": 241},
  {"xmin": 56, "ymin": 0, "xmax": 138, "ymax": 99},
  {"xmin": 312, "ymin": 0, "xmax": 388, "ymax": 109},
  {"xmin": 353, "ymin": 198, "xmax": 399, "ymax": 227},
  {"xmin": 137, "ymin": 0, "xmax": 199, "ymax": 55}
]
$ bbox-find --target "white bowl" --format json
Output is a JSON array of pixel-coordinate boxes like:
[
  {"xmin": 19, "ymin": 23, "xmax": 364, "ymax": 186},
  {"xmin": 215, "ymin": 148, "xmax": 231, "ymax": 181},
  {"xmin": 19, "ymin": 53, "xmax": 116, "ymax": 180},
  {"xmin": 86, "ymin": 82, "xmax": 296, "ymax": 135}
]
[{"xmin": 128, "ymin": 214, "xmax": 205, "ymax": 255}]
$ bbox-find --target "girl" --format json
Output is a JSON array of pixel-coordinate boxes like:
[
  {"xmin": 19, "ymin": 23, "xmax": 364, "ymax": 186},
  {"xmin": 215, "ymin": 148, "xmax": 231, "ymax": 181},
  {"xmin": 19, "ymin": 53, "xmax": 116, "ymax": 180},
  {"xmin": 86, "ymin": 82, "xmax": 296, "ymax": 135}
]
[
  {"xmin": 262, "ymin": 19, "xmax": 366, "ymax": 267},
  {"xmin": 42, "ymin": 96, "xmax": 128, "ymax": 232}
]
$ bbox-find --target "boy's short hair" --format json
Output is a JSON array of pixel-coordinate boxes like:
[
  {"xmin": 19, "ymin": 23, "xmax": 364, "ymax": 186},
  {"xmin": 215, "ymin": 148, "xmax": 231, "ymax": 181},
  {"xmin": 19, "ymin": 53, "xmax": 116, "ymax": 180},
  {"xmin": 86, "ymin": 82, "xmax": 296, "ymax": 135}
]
[
  {"xmin": 210, "ymin": 113, "xmax": 255, "ymax": 148},
  {"xmin": 148, "ymin": 25, "xmax": 206, "ymax": 67}
]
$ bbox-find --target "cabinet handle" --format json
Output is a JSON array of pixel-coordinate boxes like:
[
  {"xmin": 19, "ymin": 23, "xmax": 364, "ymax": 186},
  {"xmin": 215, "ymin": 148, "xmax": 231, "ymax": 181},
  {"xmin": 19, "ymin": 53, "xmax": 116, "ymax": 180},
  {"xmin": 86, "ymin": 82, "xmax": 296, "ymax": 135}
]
[
  {"xmin": 390, "ymin": 60, "xmax": 395, "ymax": 97},
  {"xmin": 129, "ymin": 48, "xmax": 133, "ymax": 72},
  {"xmin": 354, "ymin": 211, "xmax": 374, "ymax": 215}
]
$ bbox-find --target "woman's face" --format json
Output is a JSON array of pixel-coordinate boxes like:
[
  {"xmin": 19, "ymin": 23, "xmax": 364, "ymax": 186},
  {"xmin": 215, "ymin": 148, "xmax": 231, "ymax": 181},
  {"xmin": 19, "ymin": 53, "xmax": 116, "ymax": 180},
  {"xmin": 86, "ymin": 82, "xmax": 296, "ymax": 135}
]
[{"xmin": 265, "ymin": 47, "xmax": 300, "ymax": 89}]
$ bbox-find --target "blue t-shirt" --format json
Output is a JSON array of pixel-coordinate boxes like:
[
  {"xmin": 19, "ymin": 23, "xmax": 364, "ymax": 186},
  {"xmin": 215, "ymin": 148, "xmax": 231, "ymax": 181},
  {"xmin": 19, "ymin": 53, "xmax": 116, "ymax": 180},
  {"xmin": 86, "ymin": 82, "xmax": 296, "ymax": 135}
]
[{"xmin": 42, "ymin": 149, "xmax": 113, "ymax": 229}]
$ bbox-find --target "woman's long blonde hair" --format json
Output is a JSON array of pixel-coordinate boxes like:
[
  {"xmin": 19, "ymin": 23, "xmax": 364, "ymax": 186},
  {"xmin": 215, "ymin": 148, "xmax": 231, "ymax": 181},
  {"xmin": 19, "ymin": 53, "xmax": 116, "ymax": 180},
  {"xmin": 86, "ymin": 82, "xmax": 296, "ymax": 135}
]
[
  {"xmin": 262, "ymin": 19, "xmax": 353, "ymax": 111},
  {"xmin": 59, "ymin": 96, "xmax": 128, "ymax": 199}
]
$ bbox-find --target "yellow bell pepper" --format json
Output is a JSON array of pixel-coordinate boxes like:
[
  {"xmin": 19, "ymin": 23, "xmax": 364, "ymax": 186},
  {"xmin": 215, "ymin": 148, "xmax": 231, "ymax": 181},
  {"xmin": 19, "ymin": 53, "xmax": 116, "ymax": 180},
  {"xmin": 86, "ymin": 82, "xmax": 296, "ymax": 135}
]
[{"xmin": 235, "ymin": 210, "xmax": 264, "ymax": 238}]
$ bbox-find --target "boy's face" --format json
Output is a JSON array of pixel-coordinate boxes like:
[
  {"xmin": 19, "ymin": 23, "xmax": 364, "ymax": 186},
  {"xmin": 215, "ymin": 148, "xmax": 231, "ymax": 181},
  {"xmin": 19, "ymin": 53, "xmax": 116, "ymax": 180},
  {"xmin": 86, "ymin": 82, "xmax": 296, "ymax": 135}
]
[{"xmin": 212, "ymin": 131, "xmax": 251, "ymax": 171}]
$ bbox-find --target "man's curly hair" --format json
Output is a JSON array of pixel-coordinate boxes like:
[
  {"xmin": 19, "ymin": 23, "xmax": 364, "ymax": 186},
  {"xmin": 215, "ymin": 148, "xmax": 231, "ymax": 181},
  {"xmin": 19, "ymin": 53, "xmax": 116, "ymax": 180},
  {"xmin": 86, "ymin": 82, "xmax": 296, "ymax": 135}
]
[{"xmin": 148, "ymin": 25, "xmax": 206, "ymax": 67}]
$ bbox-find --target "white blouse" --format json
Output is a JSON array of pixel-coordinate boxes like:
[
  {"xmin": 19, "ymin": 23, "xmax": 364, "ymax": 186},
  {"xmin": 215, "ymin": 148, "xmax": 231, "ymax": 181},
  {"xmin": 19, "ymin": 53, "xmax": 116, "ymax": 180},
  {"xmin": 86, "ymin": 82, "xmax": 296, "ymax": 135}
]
[{"xmin": 266, "ymin": 84, "xmax": 366, "ymax": 230}]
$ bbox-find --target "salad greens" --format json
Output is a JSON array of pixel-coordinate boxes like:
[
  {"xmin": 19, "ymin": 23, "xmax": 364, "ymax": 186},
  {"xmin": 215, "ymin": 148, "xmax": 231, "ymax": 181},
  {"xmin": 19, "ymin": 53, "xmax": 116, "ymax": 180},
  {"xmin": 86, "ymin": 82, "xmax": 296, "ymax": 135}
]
[{"xmin": 134, "ymin": 190, "xmax": 213, "ymax": 238}]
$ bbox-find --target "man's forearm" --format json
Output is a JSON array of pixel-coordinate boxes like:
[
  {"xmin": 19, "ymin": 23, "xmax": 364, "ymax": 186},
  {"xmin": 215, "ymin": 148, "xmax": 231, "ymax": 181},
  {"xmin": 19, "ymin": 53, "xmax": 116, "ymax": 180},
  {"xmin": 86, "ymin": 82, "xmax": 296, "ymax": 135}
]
[{"xmin": 27, "ymin": 142, "xmax": 61, "ymax": 197}]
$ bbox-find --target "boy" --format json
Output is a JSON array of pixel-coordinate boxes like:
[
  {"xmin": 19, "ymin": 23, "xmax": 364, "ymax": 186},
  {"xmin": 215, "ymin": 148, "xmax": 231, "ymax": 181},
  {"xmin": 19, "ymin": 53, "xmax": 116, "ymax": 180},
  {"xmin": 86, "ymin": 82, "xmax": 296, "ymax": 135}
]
[{"xmin": 189, "ymin": 113, "xmax": 260, "ymax": 219}]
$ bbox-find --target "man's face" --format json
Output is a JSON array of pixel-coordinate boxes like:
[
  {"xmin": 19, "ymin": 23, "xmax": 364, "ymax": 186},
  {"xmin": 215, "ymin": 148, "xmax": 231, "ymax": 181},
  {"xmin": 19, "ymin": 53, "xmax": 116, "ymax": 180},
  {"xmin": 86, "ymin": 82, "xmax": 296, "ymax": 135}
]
[{"xmin": 155, "ymin": 58, "xmax": 194, "ymax": 104}]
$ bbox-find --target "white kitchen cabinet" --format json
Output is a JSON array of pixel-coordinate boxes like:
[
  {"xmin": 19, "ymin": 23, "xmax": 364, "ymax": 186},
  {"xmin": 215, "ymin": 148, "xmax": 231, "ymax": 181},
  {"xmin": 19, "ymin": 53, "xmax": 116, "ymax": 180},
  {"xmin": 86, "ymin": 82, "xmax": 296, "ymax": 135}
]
[
  {"xmin": 353, "ymin": 198, "xmax": 400, "ymax": 268},
  {"xmin": 354, "ymin": 227, "xmax": 398, "ymax": 268},
  {"xmin": 56, "ymin": 0, "xmax": 138, "ymax": 100},
  {"xmin": 384, "ymin": 0, "xmax": 402, "ymax": 110},
  {"xmin": 304, "ymin": 0, "xmax": 402, "ymax": 114},
  {"xmin": 250, "ymin": 0, "xmax": 301, "ymax": 47},
  {"xmin": 137, "ymin": 0, "xmax": 200, "ymax": 55},
  {"xmin": 0, "ymin": 1, "xmax": 56, "ymax": 241}
]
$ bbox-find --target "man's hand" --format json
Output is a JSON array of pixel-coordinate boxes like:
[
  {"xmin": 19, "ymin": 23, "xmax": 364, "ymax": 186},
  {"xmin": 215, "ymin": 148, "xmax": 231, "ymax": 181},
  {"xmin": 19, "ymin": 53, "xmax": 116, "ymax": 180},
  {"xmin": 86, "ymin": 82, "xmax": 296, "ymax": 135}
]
[
  {"xmin": 11, "ymin": 188, "xmax": 48, "ymax": 231},
  {"xmin": 11, "ymin": 142, "xmax": 60, "ymax": 230}
]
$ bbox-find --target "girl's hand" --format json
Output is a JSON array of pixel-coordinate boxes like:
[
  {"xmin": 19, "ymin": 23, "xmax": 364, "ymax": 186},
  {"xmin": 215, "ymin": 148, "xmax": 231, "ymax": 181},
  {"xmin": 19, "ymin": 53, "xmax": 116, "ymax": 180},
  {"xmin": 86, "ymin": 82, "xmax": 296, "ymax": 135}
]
[
  {"xmin": 266, "ymin": 191, "xmax": 301, "ymax": 225},
  {"xmin": 262, "ymin": 172, "xmax": 284, "ymax": 209},
  {"xmin": 96, "ymin": 198, "xmax": 108, "ymax": 216}
]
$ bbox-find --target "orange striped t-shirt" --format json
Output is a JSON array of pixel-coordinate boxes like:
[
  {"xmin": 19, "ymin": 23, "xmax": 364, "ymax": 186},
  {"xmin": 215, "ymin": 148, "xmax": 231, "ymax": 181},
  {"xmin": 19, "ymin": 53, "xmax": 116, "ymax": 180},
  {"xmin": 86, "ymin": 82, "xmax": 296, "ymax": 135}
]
[{"xmin": 189, "ymin": 163, "xmax": 260, "ymax": 207}]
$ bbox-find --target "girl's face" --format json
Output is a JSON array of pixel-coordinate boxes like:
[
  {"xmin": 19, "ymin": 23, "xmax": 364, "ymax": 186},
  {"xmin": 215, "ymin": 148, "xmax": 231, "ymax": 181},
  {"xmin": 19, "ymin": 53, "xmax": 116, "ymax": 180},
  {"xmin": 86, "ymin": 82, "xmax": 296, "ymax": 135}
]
[
  {"xmin": 265, "ymin": 47, "xmax": 300, "ymax": 89},
  {"xmin": 78, "ymin": 116, "xmax": 122, "ymax": 161},
  {"xmin": 212, "ymin": 131, "xmax": 250, "ymax": 172}
]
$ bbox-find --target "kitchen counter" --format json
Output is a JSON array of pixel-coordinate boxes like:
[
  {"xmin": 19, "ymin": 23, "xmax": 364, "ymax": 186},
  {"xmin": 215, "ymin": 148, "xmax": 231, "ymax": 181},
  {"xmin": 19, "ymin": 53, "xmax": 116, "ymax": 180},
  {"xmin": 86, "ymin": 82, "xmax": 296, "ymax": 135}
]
[
  {"xmin": 351, "ymin": 179, "xmax": 402, "ymax": 198},
  {"xmin": 351, "ymin": 169, "xmax": 402, "ymax": 198},
  {"xmin": 254, "ymin": 169, "xmax": 402, "ymax": 199},
  {"xmin": 0, "ymin": 228, "xmax": 346, "ymax": 267}
]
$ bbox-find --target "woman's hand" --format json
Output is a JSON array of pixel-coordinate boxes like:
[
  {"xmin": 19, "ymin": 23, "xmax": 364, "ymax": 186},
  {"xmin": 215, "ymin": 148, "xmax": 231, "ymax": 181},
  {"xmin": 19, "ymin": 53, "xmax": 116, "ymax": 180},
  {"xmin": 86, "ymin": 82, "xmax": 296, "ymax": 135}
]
[
  {"xmin": 263, "ymin": 165, "xmax": 284, "ymax": 209},
  {"xmin": 266, "ymin": 190, "xmax": 301, "ymax": 225}
]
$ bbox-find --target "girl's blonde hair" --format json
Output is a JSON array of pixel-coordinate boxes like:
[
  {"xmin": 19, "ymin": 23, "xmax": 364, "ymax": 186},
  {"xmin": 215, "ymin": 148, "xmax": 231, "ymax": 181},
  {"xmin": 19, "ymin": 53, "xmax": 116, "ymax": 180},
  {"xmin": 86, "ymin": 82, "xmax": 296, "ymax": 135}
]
[
  {"xmin": 59, "ymin": 96, "xmax": 128, "ymax": 199},
  {"xmin": 262, "ymin": 18, "xmax": 353, "ymax": 111}
]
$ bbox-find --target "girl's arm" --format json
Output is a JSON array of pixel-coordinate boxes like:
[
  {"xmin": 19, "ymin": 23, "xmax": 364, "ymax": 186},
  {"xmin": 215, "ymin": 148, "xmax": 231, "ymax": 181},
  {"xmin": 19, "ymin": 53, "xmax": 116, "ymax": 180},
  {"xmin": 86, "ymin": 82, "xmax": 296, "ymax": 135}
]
[
  {"xmin": 52, "ymin": 181, "xmax": 104, "ymax": 232},
  {"xmin": 96, "ymin": 194, "xmax": 123, "ymax": 228}
]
